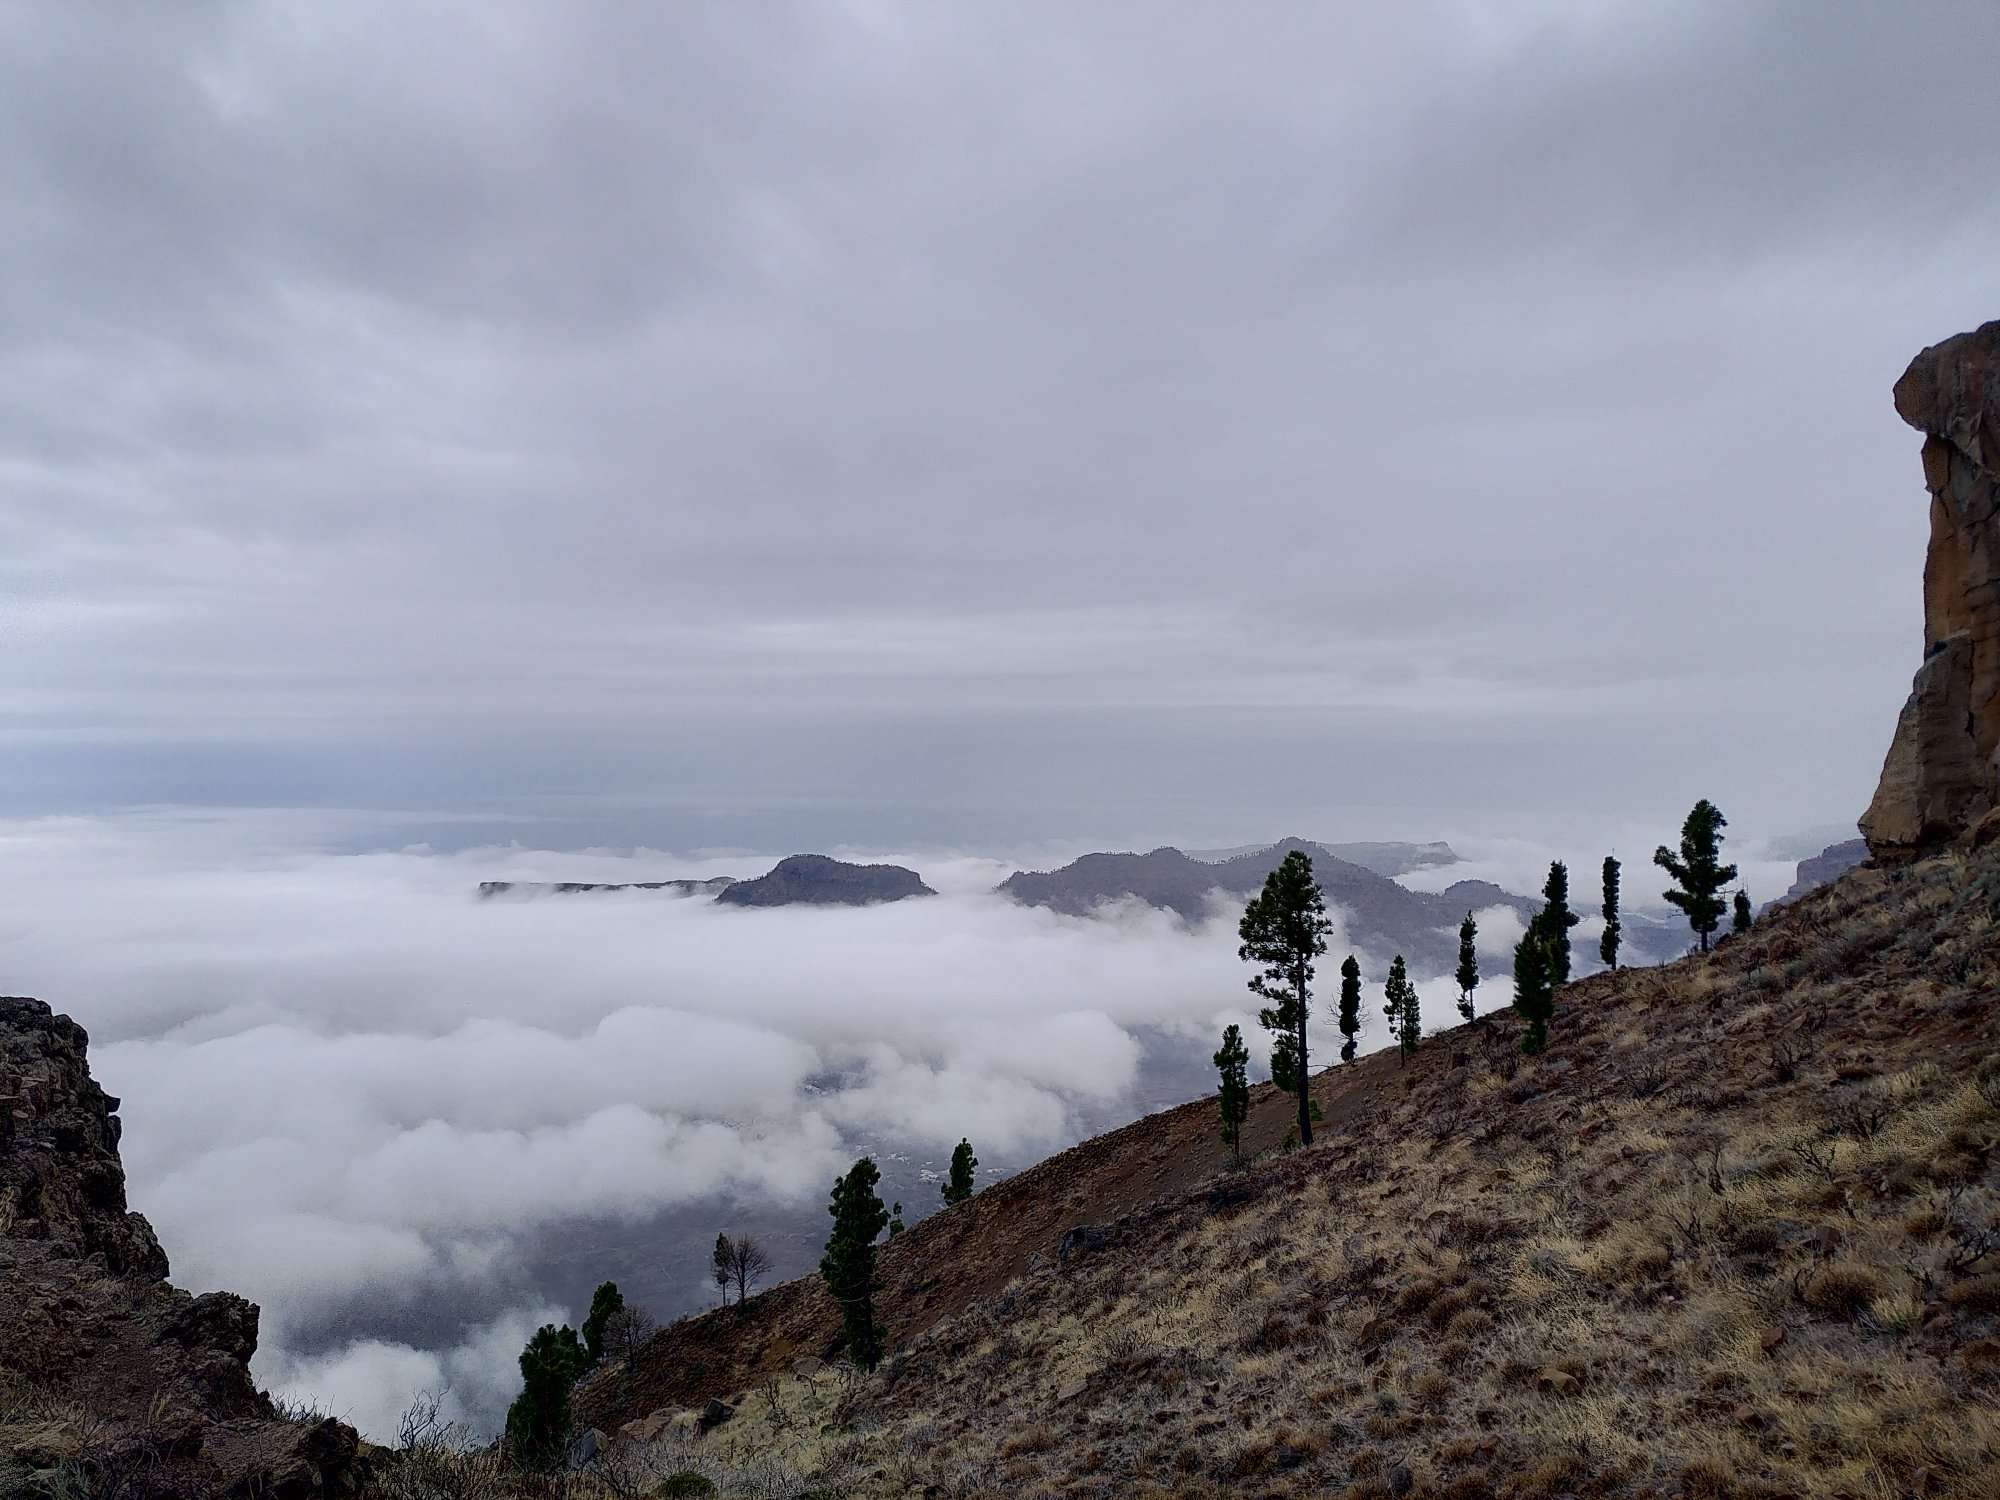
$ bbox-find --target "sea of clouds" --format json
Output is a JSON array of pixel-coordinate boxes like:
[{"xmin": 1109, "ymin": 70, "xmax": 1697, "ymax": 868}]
[{"xmin": 0, "ymin": 808, "xmax": 1803, "ymax": 1438}]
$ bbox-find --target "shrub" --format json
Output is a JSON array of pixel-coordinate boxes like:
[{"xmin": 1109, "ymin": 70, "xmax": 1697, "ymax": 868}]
[
  {"xmin": 1803, "ymin": 1261, "xmax": 1885, "ymax": 1316},
  {"xmin": 1945, "ymin": 1274, "xmax": 2000, "ymax": 1314},
  {"xmin": 656, "ymin": 1474, "xmax": 718, "ymax": 1499}
]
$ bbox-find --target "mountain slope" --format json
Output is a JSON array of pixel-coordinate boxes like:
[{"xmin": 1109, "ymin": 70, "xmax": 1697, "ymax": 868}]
[
  {"xmin": 997, "ymin": 837, "xmax": 1538, "ymax": 974},
  {"xmin": 588, "ymin": 842, "xmax": 2000, "ymax": 1498}
]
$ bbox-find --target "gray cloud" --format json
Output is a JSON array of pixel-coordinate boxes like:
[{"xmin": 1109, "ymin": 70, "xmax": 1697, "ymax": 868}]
[{"xmin": 3, "ymin": 2, "xmax": 1997, "ymax": 839}]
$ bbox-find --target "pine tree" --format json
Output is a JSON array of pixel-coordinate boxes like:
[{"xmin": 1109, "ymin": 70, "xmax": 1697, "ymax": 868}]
[
  {"xmin": 1733, "ymin": 888, "xmax": 1753, "ymax": 934},
  {"xmin": 1338, "ymin": 955, "xmax": 1362, "ymax": 1063},
  {"xmin": 1539, "ymin": 861, "xmax": 1581, "ymax": 986},
  {"xmin": 1599, "ymin": 855, "xmax": 1622, "ymax": 970},
  {"xmin": 1512, "ymin": 924, "xmax": 1555, "ymax": 1054},
  {"xmin": 1214, "ymin": 1023, "xmax": 1250, "ymax": 1156},
  {"xmin": 1455, "ymin": 913, "xmax": 1479, "ymax": 1022},
  {"xmin": 1384, "ymin": 954, "xmax": 1420, "ymax": 1062},
  {"xmin": 1238, "ymin": 850, "xmax": 1332, "ymax": 1147},
  {"xmin": 580, "ymin": 1280, "xmax": 623, "ymax": 1364},
  {"xmin": 504, "ymin": 1323, "xmax": 587, "ymax": 1469},
  {"xmin": 888, "ymin": 1202, "xmax": 905, "ymax": 1237},
  {"xmin": 941, "ymin": 1138, "xmax": 978, "ymax": 1205},
  {"xmin": 710, "ymin": 1233, "xmax": 731, "ymax": 1303},
  {"xmin": 1654, "ymin": 800, "xmax": 1739, "ymax": 952},
  {"xmin": 820, "ymin": 1157, "xmax": 890, "ymax": 1370}
]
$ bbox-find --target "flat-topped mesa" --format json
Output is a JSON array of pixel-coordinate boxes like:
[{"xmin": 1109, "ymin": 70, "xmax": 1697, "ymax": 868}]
[{"xmin": 1862, "ymin": 319, "xmax": 2000, "ymax": 854}]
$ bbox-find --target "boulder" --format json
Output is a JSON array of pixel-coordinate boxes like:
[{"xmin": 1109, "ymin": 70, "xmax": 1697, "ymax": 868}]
[
  {"xmin": 1863, "ymin": 320, "xmax": 2000, "ymax": 853},
  {"xmin": 1534, "ymin": 1366, "xmax": 1581, "ymax": 1397},
  {"xmin": 697, "ymin": 1397, "xmax": 735, "ymax": 1431}
]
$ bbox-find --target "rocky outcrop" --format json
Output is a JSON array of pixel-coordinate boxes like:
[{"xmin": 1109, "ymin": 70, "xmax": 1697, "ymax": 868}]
[
  {"xmin": 1776, "ymin": 838, "xmax": 1869, "ymax": 906},
  {"xmin": 2, "ymin": 999, "xmax": 168, "ymax": 1277},
  {"xmin": 477, "ymin": 877, "xmax": 736, "ymax": 899},
  {"xmin": 1862, "ymin": 320, "xmax": 2000, "ymax": 853},
  {"xmin": 714, "ymin": 854, "xmax": 935, "ymax": 907},
  {"xmin": 0, "ymin": 997, "xmax": 361, "ymax": 1497}
]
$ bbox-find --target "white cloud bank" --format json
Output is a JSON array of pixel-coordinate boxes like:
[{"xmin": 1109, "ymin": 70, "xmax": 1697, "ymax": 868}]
[{"xmin": 0, "ymin": 807, "xmax": 1797, "ymax": 1434}]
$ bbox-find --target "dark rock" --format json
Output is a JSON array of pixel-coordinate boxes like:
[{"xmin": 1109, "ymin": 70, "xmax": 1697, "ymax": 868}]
[
  {"xmin": 478, "ymin": 878, "xmax": 736, "ymax": 899},
  {"xmin": 714, "ymin": 855, "xmax": 934, "ymax": 907},
  {"xmin": 698, "ymin": 1397, "xmax": 735, "ymax": 1430},
  {"xmin": 0, "ymin": 996, "xmax": 360, "ymax": 1499},
  {"xmin": 1057, "ymin": 1225, "xmax": 1109, "ymax": 1264}
]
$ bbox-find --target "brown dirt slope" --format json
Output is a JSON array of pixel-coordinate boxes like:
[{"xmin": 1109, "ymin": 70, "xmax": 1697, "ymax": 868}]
[{"xmin": 592, "ymin": 842, "xmax": 2000, "ymax": 1499}]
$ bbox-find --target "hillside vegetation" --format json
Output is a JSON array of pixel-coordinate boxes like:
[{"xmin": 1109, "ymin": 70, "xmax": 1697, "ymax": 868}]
[{"xmin": 585, "ymin": 839, "xmax": 2000, "ymax": 1499}]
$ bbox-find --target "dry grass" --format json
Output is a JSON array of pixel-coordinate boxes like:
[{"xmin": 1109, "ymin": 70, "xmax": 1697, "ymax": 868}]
[{"xmin": 585, "ymin": 848, "xmax": 2000, "ymax": 1497}]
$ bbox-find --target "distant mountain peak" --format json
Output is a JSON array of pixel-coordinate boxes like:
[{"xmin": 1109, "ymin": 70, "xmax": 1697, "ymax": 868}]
[{"xmin": 715, "ymin": 853, "xmax": 935, "ymax": 907}]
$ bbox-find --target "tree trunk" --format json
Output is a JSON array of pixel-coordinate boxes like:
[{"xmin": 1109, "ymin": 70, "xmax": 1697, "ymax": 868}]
[{"xmin": 1294, "ymin": 968, "xmax": 1312, "ymax": 1146}]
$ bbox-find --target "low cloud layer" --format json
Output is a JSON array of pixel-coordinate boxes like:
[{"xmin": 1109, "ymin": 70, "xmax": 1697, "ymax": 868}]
[{"xmin": 0, "ymin": 807, "xmax": 1814, "ymax": 1434}]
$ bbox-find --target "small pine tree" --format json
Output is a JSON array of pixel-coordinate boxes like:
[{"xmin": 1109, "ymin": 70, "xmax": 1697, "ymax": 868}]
[
  {"xmin": 710, "ymin": 1233, "xmax": 731, "ymax": 1303},
  {"xmin": 1733, "ymin": 888, "xmax": 1753, "ymax": 934},
  {"xmin": 1600, "ymin": 855, "xmax": 1622, "ymax": 970},
  {"xmin": 941, "ymin": 1138, "xmax": 978, "ymax": 1205},
  {"xmin": 1455, "ymin": 913, "xmax": 1479, "ymax": 1022},
  {"xmin": 1338, "ymin": 954, "xmax": 1362, "ymax": 1063},
  {"xmin": 820, "ymin": 1157, "xmax": 890, "ymax": 1371},
  {"xmin": 1384, "ymin": 954, "xmax": 1420, "ymax": 1062},
  {"xmin": 888, "ymin": 1202, "xmax": 905, "ymax": 1237},
  {"xmin": 1539, "ymin": 861, "xmax": 1580, "ymax": 986},
  {"xmin": 1513, "ymin": 926, "xmax": 1554, "ymax": 1054},
  {"xmin": 1214, "ymin": 1023, "xmax": 1250, "ymax": 1157},
  {"xmin": 504, "ymin": 1323, "xmax": 587, "ymax": 1469},
  {"xmin": 580, "ymin": 1280, "xmax": 623, "ymax": 1364},
  {"xmin": 1239, "ymin": 850, "xmax": 1332, "ymax": 1147},
  {"xmin": 1655, "ymin": 800, "xmax": 1739, "ymax": 952}
]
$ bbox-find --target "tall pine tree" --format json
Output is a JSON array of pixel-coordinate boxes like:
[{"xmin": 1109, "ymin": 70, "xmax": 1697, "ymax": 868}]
[
  {"xmin": 1384, "ymin": 954, "xmax": 1420, "ymax": 1064},
  {"xmin": 580, "ymin": 1281, "xmax": 623, "ymax": 1364},
  {"xmin": 1513, "ymin": 926, "xmax": 1554, "ymax": 1055},
  {"xmin": 1599, "ymin": 855, "xmax": 1622, "ymax": 970},
  {"xmin": 1539, "ymin": 861, "xmax": 1580, "ymax": 986},
  {"xmin": 1455, "ymin": 912, "xmax": 1479, "ymax": 1022},
  {"xmin": 1238, "ymin": 851, "xmax": 1331, "ymax": 1146},
  {"xmin": 1338, "ymin": 954, "xmax": 1362, "ymax": 1062},
  {"xmin": 504, "ymin": 1323, "xmax": 588, "ymax": 1469},
  {"xmin": 1654, "ymin": 800, "xmax": 1738, "ymax": 952},
  {"xmin": 1214, "ymin": 1024, "xmax": 1250, "ymax": 1157},
  {"xmin": 941, "ymin": 1139, "xmax": 978, "ymax": 1205},
  {"xmin": 820, "ymin": 1158, "xmax": 890, "ymax": 1370}
]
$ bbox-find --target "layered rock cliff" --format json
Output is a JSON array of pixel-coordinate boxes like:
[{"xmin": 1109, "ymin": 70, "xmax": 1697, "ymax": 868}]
[
  {"xmin": 1862, "ymin": 319, "xmax": 2000, "ymax": 852},
  {"xmin": 0, "ymin": 997, "xmax": 360, "ymax": 1496}
]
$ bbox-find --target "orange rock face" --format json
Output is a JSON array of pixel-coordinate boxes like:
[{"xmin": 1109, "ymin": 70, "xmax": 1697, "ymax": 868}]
[{"xmin": 1862, "ymin": 320, "xmax": 2000, "ymax": 853}]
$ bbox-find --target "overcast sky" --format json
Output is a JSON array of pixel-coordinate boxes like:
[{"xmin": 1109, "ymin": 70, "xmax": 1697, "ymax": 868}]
[{"xmin": 6, "ymin": 1, "xmax": 1999, "ymax": 848}]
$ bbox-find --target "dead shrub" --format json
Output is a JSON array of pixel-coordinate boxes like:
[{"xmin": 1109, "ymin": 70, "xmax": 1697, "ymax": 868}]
[
  {"xmin": 1803, "ymin": 1261, "xmax": 1885, "ymax": 1316},
  {"xmin": 1679, "ymin": 1455, "xmax": 1733, "ymax": 1497},
  {"xmin": 1395, "ymin": 1277, "xmax": 1446, "ymax": 1317},
  {"xmin": 1409, "ymin": 1367, "xmax": 1452, "ymax": 1409},
  {"xmin": 1424, "ymin": 1287, "xmax": 1474, "ymax": 1331},
  {"xmin": 1443, "ymin": 1306, "xmax": 1494, "ymax": 1340},
  {"xmin": 1944, "ymin": 1274, "xmax": 2000, "ymax": 1314},
  {"xmin": 999, "ymin": 1425, "xmax": 1056, "ymax": 1459}
]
